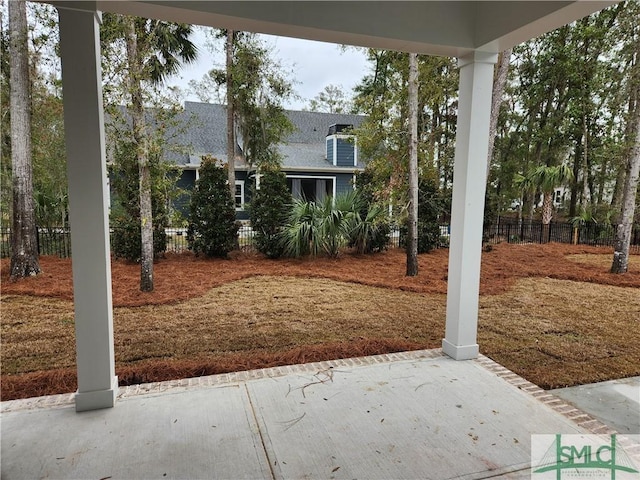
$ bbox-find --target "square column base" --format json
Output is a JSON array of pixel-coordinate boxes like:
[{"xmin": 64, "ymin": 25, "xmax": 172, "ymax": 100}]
[
  {"xmin": 75, "ymin": 376, "xmax": 118, "ymax": 412},
  {"xmin": 442, "ymin": 339, "xmax": 479, "ymax": 360}
]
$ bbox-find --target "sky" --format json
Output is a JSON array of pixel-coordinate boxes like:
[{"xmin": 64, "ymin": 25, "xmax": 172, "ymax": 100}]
[{"xmin": 171, "ymin": 28, "xmax": 371, "ymax": 111}]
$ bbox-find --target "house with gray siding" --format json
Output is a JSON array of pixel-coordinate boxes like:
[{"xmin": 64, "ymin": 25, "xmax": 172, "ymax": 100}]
[{"xmin": 173, "ymin": 102, "xmax": 366, "ymax": 220}]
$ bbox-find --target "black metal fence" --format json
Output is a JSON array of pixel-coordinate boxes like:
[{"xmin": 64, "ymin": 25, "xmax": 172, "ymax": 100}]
[
  {"xmin": 1, "ymin": 221, "xmax": 638, "ymax": 259},
  {"xmin": 0, "ymin": 225, "xmax": 254, "ymax": 258},
  {"xmin": 1, "ymin": 228, "xmax": 74, "ymax": 259},
  {"xmin": 482, "ymin": 220, "xmax": 640, "ymax": 253}
]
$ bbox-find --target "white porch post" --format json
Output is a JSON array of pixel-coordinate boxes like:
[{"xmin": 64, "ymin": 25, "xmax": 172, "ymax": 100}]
[
  {"xmin": 58, "ymin": 6, "xmax": 118, "ymax": 410},
  {"xmin": 442, "ymin": 51, "xmax": 497, "ymax": 361}
]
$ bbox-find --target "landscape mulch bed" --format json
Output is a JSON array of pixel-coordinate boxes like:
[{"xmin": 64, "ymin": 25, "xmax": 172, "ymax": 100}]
[
  {"xmin": 1, "ymin": 243, "xmax": 639, "ymax": 401},
  {"xmin": 2, "ymin": 243, "xmax": 638, "ymax": 307}
]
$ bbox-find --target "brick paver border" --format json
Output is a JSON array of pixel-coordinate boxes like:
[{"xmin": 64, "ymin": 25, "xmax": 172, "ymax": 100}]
[{"xmin": 3, "ymin": 347, "xmax": 639, "ymax": 463}]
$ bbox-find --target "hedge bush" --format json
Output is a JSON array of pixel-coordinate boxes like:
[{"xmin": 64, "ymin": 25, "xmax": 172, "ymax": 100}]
[
  {"xmin": 249, "ymin": 168, "xmax": 292, "ymax": 258},
  {"xmin": 187, "ymin": 156, "xmax": 239, "ymax": 257}
]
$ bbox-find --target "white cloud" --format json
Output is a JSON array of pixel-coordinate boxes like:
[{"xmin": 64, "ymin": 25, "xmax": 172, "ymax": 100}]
[{"xmin": 170, "ymin": 29, "xmax": 370, "ymax": 111}]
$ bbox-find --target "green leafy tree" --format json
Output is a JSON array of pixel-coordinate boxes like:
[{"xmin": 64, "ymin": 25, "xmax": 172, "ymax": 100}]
[
  {"xmin": 352, "ymin": 49, "xmax": 458, "ymax": 227},
  {"xmin": 523, "ymin": 164, "xmax": 574, "ymax": 225},
  {"xmin": 1, "ymin": 3, "xmax": 67, "ymax": 234},
  {"xmin": 32, "ymin": 90, "xmax": 67, "ymax": 232},
  {"xmin": 187, "ymin": 156, "xmax": 239, "ymax": 257},
  {"xmin": 109, "ymin": 135, "xmax": 180, "ymax": 261},
  {"xmin": 489, "ymin": 3, "xmax": 633, "ymax": 222},
  {"xmin": 101, "ymin": 14, "xmax": 196, "ymax": 291},
  {"xmin": 416, "ymin": 179, "xmax": 444, "ymax": 253},
  {"xmin": 400, "ymin": 178, "xmax": 442, "ymax": 254},
  {"xmin": 353, "ymin": 49, "xmax": 456, "ymax": 263},
  {"xmin": 249, "ymin": 167, "xmax": 292, "ymax": 258},
  {"xmin": 612, "ymin": 10, "xmax": 640, "ymax": 274},
  {"xmin": 307, "ymin": 84, "xmax": 351, "ymax": 113},
  {"xmin": 190, "ymin": 30, "xmax": 295, "ymax": 174}
]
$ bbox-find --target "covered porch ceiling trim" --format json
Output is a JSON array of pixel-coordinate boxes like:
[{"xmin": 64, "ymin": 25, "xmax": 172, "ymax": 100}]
[{"xmin": 52, "ymin": 1, "xmax": 616, "ymax": 56}]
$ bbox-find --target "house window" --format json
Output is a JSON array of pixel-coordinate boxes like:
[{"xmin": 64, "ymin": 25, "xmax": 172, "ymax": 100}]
[
  {"xmin": 235, "ymin": 180, "xmax": 245, "ymax": 210},
  {"xmin": 287, "ymin": 176, "xmax": 335, "ymax": 202},
  {"xmin": 553, "ymin": 189, "xmax": 564, "ymax": 205}
]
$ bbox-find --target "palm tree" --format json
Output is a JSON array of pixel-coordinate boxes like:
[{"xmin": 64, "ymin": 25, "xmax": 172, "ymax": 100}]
[
  {"xmin": 114, "ymin": 16, "xmax": 196, "ymax": 291},
  {"xmin": 519, "ymin": 164, "xmax": 573, "ymax": 224},
  {"xmin": 519, "ymin": 164, "xmax": 573, "ymax": 243},
  {"xmin": 281, "ymin": 198, "xmax": 324, "ymax": 258},
  {"xmin": 281, "ymin": 191, "xmax": 390, "ymax": 258}
]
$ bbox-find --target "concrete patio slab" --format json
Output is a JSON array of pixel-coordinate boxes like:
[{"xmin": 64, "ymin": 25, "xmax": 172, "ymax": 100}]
[
  {"xmin": 551, "ymin": 376, "xmax": 640, "ymax": 435},
  {"xmin": 2, "ymin": 350, "xmax": 639, "ymax": 480},
  {"xmin": 1, "ymin": 384, "xmax": 271, "ymax": 480},
  {"xmin": 247, "ymin": 355, "xmax": 582, "ymax": 479}
]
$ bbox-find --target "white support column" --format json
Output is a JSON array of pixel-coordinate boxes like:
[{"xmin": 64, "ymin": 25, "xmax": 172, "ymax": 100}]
[
  {"xmin": 442, "ymin": 51, "xmax": 497, "ymax": 361},
  {"xmin": 58, "ymin": 6, "xmax": 118, "ymax": 410}
]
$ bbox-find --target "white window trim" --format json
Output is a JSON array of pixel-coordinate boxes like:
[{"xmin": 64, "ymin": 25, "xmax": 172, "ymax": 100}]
[
  {"xmin": 195, "ymin": 169, "xmax": 245, "ymax": 210},
  {"xmin": 354, "ymin": 137, "xmax": 358, "ymax": 166},
  {"xmin": 235, "ymin": 180, "xmax": 245, "ymax": 211}
]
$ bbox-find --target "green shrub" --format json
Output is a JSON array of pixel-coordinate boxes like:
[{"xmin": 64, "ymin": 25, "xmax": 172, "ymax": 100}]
[
  {"xmin": 249, "ymin": 168, "xmax": 292, "ymax": 258},
  {"xmin": 400, "ymin": 178, "xmax": 442, "ymax": 254},
  {"xmin": 109, "ymin": 140, "xmax": 170, "ymax": 261},
  {"xmin": 343, "ymin": 190, "xmax": 390, "ymax": 254},
  {"xmin": 187, "ymin": 156, "xmax": 239, "ymax": 257},
  {"xmin": 110, "ymin": 219, "xmax": 167, "ymax": 261},
  {"xmin": 281, "ymin": 198, "xmax": 325, "ymax": 257},
  {"xmin": 281, "ymin": 190, "xmax": 390, "ymax": 258}
]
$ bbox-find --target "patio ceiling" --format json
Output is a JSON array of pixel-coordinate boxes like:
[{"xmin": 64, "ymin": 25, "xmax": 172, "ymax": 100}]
[{"xmin": 53, "ymin": 1, "xmax": 615, "ymax": 56}]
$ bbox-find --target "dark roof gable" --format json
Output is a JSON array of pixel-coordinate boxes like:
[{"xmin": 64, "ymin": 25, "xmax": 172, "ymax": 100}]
[{"xmin": 178, "ymin": 102, "xmax": 366, "ymax": 169}]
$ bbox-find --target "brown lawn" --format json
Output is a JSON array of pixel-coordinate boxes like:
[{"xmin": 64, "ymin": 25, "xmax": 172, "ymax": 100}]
[{"xmin": 1, "ymin": 243, "xmax": 639, "ymax": 401}]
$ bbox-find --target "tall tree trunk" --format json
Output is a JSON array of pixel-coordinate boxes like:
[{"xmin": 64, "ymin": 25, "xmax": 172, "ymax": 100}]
[
  {"xmin": 611, "ymin": 95, "xmax": 637, "ymax": 223},
  {"xmin": 581, "ymin": 116, "xmax": 590, "ymax": 209},
  {"xmin": 569, "ymin": 138, "xmax": 582, "ymax": 218},
  {"xmin": 611, "ymin": 96, "xmax": 640, "ymax": 273},
  {"xmin": 541, "ymin": 191, "xmax": 553, "ymax": 243},
  {"xmin": 406, "ymin": 53, "xmax": 419, "ymax": 277},
  {"xmin": 486, "ymin": 49, "xmax": 511, "ymax": 181},
  {"xmin": 226, "ymin": 30, "xmax": 236, "ymax": 201},
  {"xmin": 596, "ymin": 156, "xmax": 608, "ymax": 205},
  {"xmin": 610, "ymin": 160, "xmax": 626, "ymax": 221},
  {"xmin": 9, "ymin": 0, "xmax": 41, "ymax": 280},
  {"xmin": 125, "ymin": 19, "xmax": 154, "ymax": 292}
]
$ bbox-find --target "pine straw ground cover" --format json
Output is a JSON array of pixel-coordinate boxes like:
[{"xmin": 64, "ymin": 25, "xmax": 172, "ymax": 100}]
[{"xmin": 1, "ymin": 243, "xmax": 639, "ymax": 400}]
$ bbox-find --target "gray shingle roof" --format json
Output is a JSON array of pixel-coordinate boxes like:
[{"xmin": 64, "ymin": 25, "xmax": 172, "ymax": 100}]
[
  {"xmin": 178, "ymin": 103, "xmax": 228, "ymax": 164},
  {"xmin": 175, "ymin": 102, "xmax": 366, "ymax": 171},
  {"xmin": 284, "ymin": 109, "xmax": 365, "ymax": 144}
]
